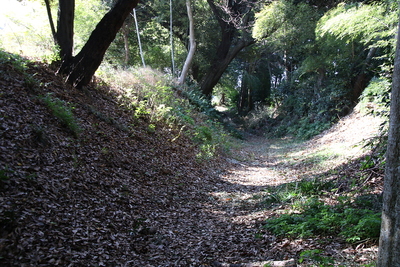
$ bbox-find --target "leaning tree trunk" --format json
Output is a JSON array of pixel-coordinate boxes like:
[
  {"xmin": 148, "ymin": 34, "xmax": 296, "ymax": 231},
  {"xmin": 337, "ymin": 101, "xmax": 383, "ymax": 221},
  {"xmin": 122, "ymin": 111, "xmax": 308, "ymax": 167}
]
[
  {"xmin": 59, "ymin": 0, "xmax": 140, "ymax": 88},
  {"xmin": 200, "ymin": 0, "xmax": 255, "ymax": 96},
  {"xmin": 44, "ymin": 0, "xmax": 57, "ymax": 42},
  {"xmin": 201, "ymin": 39, "xmax": 252, "ymax": 96},
  {"xmin": 178, "ymin": 0, "xmax": 196, "ymax": 85},
  {"xmin": 377, "ymin": 20, "xmax": 400, "ymax": 267},
  {"xmin": 350, "ymin": 47, "xmax": 376, "ymax": 103}
]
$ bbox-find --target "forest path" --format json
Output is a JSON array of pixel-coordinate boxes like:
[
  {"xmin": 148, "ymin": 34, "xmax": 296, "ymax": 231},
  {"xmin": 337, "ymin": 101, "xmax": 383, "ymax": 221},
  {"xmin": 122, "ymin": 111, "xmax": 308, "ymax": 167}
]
[
  {"xmin": 220, "ymin": 109, "xmax": 383, "ymax": 199},
  {"xmin": 195, "ymin": 110, "xmax": 384, "ymax": 266}
]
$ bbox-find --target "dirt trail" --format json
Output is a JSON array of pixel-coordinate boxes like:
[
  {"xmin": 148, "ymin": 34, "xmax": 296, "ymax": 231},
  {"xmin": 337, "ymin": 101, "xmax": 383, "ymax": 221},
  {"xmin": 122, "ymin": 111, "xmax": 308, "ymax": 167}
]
[
  {"xmin": 193, "ymin": 110, "xmax": 383, "ymax": 266},
  {"xmin": 225, "ymin": 110, "xmax": 384, "ymax": 187}
]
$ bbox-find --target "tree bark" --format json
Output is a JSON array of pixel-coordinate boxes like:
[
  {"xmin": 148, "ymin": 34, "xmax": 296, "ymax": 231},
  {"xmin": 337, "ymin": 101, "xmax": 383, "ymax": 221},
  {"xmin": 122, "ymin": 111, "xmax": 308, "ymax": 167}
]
[
  {"xmin": 377, "ymin": 20, "xmax": 400, "ymax": 267},
  {"xmin": 133, "ymin": 8, "xmax": 146, "ymax": 68},
  {"xmin": 178, "ymin": 0, "xmax": 196, "ymax": 85},
  {"xmin": 170, "ymin": 0, "xmax": 176, "ymax": 75},
  {"xmin": 44, "ymin": 0, "xmax": 57, "ymax": 43},
  {"xmin": 56, "ymin": 0, "xmax": 75, "ymax": 61},
  {"xmin": 59, "ymin": 0, "xmax": 140, "ymax": 88},
  {"xmin": 201, "ymin": 38, "xmax": 254, "ymax": 96},
  {"xmin": 350, "ymin": 47, "xmax": 376, "ymax": 103},
  {"xmin": 200, "ymin": 0, "xmax": 255, "ymax": 96}
]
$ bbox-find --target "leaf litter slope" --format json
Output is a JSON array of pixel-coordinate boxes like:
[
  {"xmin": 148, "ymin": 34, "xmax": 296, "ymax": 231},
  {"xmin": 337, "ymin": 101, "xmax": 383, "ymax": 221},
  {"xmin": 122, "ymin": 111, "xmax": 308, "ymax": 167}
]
[{"xmin": 0, "ymin": 57, "xmax": 382, "ymax": 266}]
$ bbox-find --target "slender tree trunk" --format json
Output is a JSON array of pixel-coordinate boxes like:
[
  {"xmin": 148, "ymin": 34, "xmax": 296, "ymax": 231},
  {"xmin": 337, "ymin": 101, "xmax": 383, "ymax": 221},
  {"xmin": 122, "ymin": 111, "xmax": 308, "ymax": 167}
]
[
  {"xmin": 238, "ymin": 69, "xmax": 249, "ymax": 116},
  {"xmin": 44, "ymin": 0, "xmax": 57, "ymax": 42},
  {"xmin": 178, "ymin": 0, "xmax": 196, "ymax": 85},
  {"xmin": 122, "ymin": 20, "xmax": 130, "ymax": 66},
  {"xmin": 377, "ymin": 20, "xmax": 400, "ymax": 267},
  {"xmin": 170, "ymin": 0, "xmax": 176, "ymax": 75},
  {"xmin": 56, "ymin": 0, "xmax": 75, "ymax": 61},
  {"xmin": 133, "ymin": 8, "xmax": 146, "ymax": 68},
  {"xmin": 58, "ymin": 0, "xmax": 140, "ymax": 88}
]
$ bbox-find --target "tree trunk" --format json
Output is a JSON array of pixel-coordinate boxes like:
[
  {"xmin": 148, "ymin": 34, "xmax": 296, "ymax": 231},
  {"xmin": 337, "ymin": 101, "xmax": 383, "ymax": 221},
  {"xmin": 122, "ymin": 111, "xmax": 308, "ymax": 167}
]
[
  {"xmin": 350, "ymin": 47, "xmax": 376, "ymax": 103},
  {"xmin": 56, "ymin": 0, "xmax": 75, "ymax": 61},
  {"xmin": 170, "ymin": 0, "xmax": 176, "ymax": 75},
  {"xmin": 200, "ymin": 0, "xmax": 255, "ymax": 96},
  {"xmin": 377, "ymin": 20, "xmax": 400, "ymax": 267},
  {"xmin": 59, "ymin": 0, "xmax": 140, "ymax": 88},
  {"xmin": 133, "ymin": 8, "xmax": 146, "ymax": 68},
  {"xmin": 201, "ymin": 39, "xmax": 253, "ymax": 96},
  {"xmin": 122, "ymin": 20, "xmax": 130, "ymax": 66},
  {"xmin": 178, "ymin": 0, "xmax": 196, "ymax": 85},
  {"xmin": 44, "ymin": 0, "xmax": 57, "ymax": 42}
]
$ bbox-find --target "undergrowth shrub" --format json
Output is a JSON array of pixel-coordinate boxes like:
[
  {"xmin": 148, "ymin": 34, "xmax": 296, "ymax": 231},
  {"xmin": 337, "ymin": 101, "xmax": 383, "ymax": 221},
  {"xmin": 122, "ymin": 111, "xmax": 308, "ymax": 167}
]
[
  {"xmin": 263, "ymin": 177, "xmax": 381, "ymax": 243},
  {"xmin": 0, "ymin": 50, "xmax": 29, "ymax": 73},
  {"xmin": 97, "ymin": 65, "xmax": 234, "ymax": 158},
  {"xmin": 357, "ymin": 77, "xmax": 390, "ymax": 174},
  {"xmin": 263, "ymin": 178, "xmax": 336, "ymax": 207}
]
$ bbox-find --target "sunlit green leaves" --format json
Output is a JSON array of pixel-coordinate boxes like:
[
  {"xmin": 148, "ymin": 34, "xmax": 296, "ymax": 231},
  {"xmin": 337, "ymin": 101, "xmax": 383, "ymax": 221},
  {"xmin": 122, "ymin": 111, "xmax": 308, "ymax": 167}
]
[
  {"xmin": 74, "ymin": 0, "xmax": 108, "ymax": 52},
  {"xmin": 252, "ymin": 1, "xmax": 285, "ymax": 40},
  {"xmin": 317, "ymin": 3, "xmax": 397, "ymax": 48},
  {"xmin": 253, "ymin": 0, "xmax": 318, "ymax": 51}
]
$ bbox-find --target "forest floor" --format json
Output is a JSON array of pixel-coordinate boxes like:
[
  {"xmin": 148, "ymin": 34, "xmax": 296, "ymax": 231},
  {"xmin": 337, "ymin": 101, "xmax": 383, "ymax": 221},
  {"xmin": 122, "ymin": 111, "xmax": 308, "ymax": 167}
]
[{"xmin": 0, "ymin": 54, "xmax": 384, "ymax": 266}]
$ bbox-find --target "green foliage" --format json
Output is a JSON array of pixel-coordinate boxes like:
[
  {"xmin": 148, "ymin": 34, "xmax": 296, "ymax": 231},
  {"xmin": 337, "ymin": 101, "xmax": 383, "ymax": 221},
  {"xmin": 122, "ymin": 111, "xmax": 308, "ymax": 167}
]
[
  {"xmin": 41, "ymin": 94, "xmax": 81, "ymax": 137},
  {"xmin": 41, "ymin": 45, "xmax": 61, "ymax": 64},
  {"xmin": 357, "ymin": 77, "xmax": 390, "ymax": 172},
  {"xmin": 285, "ymin": 117, "xmax": 331, "ymax": 140},
  {"xmin": 264, "ymin": 178, "xmax": 335, "ymax": 207},
  {"xmin": 359, "ymin": 77, "xmax": 391, "ymax": 118},
  {"xmin": 317, "ymin": 3, "xmax": 397, "ymax": 47},
  {"xmin": 0, "ymin": 1, "xmax": 54, "ymax": 59},
  {"xmin": 253, "ymin": 1, "xmax": 397, "ymax": 141},
  {"xmin": 98, "ymin": 65, "xmax": 234, "ymax": 159},
  {"xmin": 0, "ymin": 50, "xmax": 42, "ymax": 93},
  {"xmin": 73, "ymin": 0, "xmax": 109, "ymax": 52},
  {"xmin": 299, "ymin": 249, "xmax": 334, "ymax": 266},
  {"xmin": 264, "ymin": 198, "xmax": 381, "ymax": 243},
  {"xmin": 253, "ymin": 1, "xmax": 318, "ymax": 55},
  {"xmin": 23, "ymin": 73, "xmax": 40, "ymax": 92},
  {"xmin": 0, "ymin": 50, "xmax": 29, "ymax": 73},
  {"xmin": 147, "ymin": 123, "xmax": 156, "ymax": 133}
]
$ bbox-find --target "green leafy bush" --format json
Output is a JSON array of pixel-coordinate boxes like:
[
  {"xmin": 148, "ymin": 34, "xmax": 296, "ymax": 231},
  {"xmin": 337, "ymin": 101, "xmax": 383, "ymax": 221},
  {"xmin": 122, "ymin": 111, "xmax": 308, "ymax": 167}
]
[
  {"xmin": 299, "ymin": 249, "xmax": 334, "ymax": 266},
  {"xmin": 264, "ymin": 198, "xmax": 381, "ymax": 243},
  {"xmin": 263, "ymin": 178, "xmax": 336, "ymax": 207},
  {"xmin": 98, "ymin": 66, "xmax": 235, "ymax": 159}
]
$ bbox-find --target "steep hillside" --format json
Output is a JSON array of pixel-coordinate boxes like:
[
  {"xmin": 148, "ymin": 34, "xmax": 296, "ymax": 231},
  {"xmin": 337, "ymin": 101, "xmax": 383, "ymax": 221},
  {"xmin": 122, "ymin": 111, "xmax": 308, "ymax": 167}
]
[{"xmin": 0, "ymin": 54, "xmax": 224, "ymax": 266}]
